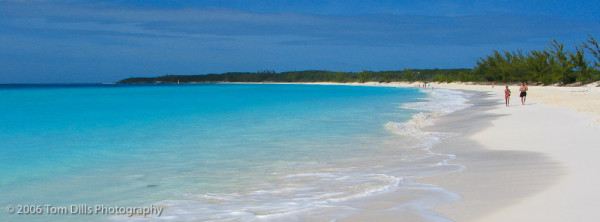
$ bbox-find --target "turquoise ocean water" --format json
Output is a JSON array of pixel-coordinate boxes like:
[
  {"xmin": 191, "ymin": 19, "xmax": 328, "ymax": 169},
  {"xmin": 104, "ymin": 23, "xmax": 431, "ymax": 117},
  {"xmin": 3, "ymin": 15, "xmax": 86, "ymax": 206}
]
[{"xmin": 0, "ymin": 84, "xmax": 469, "ymax": 221}]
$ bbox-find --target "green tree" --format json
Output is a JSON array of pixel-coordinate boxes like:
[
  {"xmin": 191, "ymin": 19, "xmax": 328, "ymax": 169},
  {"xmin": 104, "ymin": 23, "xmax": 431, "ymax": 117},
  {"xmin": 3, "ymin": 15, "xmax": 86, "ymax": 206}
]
[{"xmin": 582, "ymin": 34, "xmax": 600, "ymax": 68}]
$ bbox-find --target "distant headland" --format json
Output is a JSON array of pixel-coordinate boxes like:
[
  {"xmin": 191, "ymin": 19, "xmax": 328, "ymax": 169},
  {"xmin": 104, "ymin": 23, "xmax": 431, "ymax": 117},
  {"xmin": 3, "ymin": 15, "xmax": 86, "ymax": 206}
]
[
  {"xmin": 118, "ymin": 36, "xmax": 600, "ymax": 86},
  {"xmin": 116, "ymin": 69, "xmax": 472, "ymax": 84}
]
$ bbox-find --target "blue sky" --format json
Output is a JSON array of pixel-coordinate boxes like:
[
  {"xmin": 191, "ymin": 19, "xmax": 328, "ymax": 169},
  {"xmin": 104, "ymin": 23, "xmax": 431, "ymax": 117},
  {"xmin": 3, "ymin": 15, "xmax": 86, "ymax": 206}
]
[{"xmin": 1, "ymin": 0, "xmax": 599, "ymax": 83}]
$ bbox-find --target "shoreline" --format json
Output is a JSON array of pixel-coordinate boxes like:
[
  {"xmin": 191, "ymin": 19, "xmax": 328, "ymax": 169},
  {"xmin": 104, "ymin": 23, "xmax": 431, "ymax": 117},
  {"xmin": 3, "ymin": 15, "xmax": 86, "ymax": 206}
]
[
  {"xmin": 424, "ymin": 90, "xmax": 600, "ymax": 221},
  {"xmin": 393, "ymin": 84, "xmax": 600, "ymax": 221},
  {"xmin": 217, "ymin": 81, "xmax": 600, "ymax": 122},
  {"xmin": 413, "ymin": 90, "xmax": 563, "ymax": 221},
  {"xmin": 292, "ymin": 87, "xmax": 472, "ymax": 221},
  {"xmin": 5, "ymin": 82, "xmax": 598, "ymax": 221},
  {"xmin": 237, "ymin": 81, "xmax": 600, "ymax": 221}
]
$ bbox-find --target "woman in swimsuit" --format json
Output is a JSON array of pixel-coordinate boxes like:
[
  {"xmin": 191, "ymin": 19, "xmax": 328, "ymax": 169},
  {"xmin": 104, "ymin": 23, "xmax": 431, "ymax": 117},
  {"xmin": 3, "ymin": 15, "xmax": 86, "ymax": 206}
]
[{"xmin": 505, "ymin": 86, "xmax": 511, "ymax": 107}]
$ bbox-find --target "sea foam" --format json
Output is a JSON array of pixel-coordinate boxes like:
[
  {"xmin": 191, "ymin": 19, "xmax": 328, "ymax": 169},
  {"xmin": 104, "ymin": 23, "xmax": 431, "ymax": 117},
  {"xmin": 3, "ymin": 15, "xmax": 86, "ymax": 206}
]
[
  {"xmin": 112, "ymin": 87, "xmax": 473, "ymax": 222},
  {"xmin": 386, "ymin": 88, "xmax": 472, "ymax": 150}
]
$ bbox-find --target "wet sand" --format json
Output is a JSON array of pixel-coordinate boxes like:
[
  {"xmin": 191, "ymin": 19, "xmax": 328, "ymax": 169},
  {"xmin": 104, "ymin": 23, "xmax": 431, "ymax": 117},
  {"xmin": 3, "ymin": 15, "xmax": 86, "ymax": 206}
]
[{"xmin": 418, "ymin": 89, "xmax": 600, "ymax": 221}]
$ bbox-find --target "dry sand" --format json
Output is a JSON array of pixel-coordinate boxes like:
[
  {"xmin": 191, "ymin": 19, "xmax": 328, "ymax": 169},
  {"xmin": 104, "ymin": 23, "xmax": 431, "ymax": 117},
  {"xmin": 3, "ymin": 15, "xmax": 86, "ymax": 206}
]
[{"xmin": 423, "ymin": 82, "xmax": 600, "ymax": 123}]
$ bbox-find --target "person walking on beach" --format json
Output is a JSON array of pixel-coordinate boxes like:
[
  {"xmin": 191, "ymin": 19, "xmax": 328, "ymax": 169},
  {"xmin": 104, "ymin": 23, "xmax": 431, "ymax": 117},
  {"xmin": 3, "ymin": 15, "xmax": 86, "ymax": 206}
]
[
  {"xmin": 519, "ymin": 82, "xmax": 528, "ymax": 105},
  {"xmin": 505, "ymin": 86, "xmax": 511, "ymax": 107}
]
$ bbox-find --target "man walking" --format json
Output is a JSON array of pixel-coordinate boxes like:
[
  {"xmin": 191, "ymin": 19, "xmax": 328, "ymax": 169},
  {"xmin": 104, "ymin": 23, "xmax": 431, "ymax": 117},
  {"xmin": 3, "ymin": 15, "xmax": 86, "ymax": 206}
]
[{"xmin": 519, "ymin": 82, "xmax": 528, "ymax": 105}]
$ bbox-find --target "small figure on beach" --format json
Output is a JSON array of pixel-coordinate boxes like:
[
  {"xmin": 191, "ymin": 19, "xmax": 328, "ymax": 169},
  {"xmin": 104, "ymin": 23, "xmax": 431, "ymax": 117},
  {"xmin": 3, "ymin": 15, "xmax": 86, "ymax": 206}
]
[
  {"xmin": 519, "ymin": 82, "xmax": 528, "ymax": 105},
  {"xmin": 492, "ymin": 82, "xmax": 495, "ymax": 88},
  {"xmin": 505, "ymin": 86, "xmax": 511, "ymax": 107}
]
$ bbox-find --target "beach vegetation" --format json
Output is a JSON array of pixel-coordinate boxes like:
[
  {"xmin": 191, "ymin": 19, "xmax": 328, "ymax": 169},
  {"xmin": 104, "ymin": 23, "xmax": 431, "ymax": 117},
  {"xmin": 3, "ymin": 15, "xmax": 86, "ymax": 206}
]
[
  {"xmin": 118, "ymin": 36, "xmax": 600, "ymax": 85},
  {"xmin": 117, "ymin": 69, "xmax": 472, "ymax": 84},
  {"xmin": 473, "ymin": 35, "xmax": 600, "ymax": 85}
]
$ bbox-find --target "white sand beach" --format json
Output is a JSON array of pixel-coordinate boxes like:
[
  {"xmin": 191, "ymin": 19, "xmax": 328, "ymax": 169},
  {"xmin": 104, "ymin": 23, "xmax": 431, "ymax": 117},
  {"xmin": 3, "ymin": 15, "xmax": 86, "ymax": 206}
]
[{"xmin": 398, "ymin": 82, "xmax": 600, "ymax": 221}]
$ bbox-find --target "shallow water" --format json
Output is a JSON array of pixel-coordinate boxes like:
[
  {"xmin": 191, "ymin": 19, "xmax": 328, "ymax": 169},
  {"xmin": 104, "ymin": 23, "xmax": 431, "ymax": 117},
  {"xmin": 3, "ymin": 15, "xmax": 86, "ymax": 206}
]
[{"xmin": 0, "ymin": 84, "xmax": 469, "ymax": 221}]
